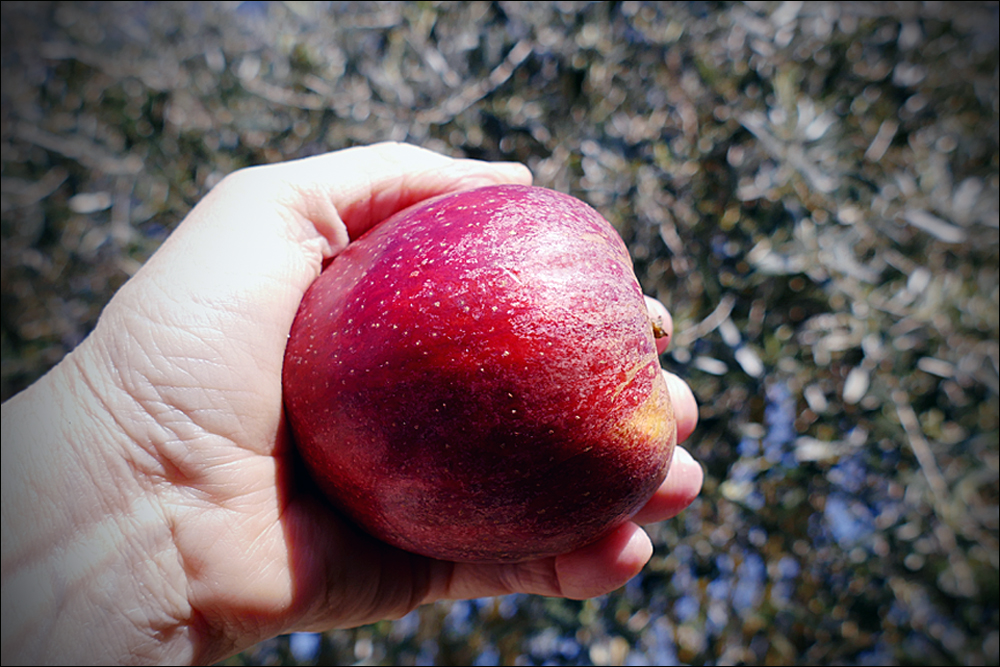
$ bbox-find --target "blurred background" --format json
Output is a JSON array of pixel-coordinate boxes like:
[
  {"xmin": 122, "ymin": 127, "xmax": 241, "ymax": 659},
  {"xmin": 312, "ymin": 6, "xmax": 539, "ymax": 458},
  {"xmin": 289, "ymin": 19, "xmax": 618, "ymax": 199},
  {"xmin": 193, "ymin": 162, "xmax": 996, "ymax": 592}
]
[{"xmin": 2, "ymin": 2, "xmax": 997, "ymax": 665}]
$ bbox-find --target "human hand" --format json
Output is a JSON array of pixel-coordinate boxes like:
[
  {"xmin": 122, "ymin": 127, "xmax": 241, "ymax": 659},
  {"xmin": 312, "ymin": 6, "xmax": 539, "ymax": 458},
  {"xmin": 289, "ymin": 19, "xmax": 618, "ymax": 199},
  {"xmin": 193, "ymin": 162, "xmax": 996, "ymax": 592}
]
[{"xmin": 1, "ymin": 142, "xmax": 701, "ymax": 665}]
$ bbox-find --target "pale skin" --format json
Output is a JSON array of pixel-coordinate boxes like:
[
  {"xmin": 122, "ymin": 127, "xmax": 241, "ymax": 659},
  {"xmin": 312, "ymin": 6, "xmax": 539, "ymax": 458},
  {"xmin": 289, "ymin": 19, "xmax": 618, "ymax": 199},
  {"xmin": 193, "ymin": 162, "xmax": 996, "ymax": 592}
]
[{"xmin": 1, "ymin": 142, "xmax": 702, "ymax": 665}]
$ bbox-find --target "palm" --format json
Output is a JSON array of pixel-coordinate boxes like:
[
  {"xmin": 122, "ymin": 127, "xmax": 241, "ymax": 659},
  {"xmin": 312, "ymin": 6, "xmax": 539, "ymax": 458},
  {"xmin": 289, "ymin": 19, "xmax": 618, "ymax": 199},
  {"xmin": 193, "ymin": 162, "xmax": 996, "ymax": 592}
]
[{"xmin": 90, "ymin": 153, "xmax": 462, "ymax": 647}]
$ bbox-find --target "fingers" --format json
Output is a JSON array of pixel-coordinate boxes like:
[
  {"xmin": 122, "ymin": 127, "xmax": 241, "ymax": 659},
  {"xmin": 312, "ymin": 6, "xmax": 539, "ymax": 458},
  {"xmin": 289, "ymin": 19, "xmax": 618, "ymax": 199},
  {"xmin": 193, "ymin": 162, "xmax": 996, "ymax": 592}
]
[
  {"xmin": 415, "ymin": 301, "xmax": 703, "ymax": 606},
  {"xmin": 644, "ymin": 294, "xmax": 697, "ymax": 441},
  {"xmin": 553, "ymin": 522, "xmax": 653, "ymax": 599},
  {"xmin": 627, "ymin": 364, "xmax": 702, "ymax": 526},
  {"xmin": 664, "ymin": 370, "xmax": 698, "ymax": 444},
  {"xmin": 434, "ymin": 443, "xmax": 701, "ymax": 603},
  {"xmin": 437, "ymin": 522, "xmax": 653, "ymax": 603},
  {"xmin": 629, "ymin": 446, "xmax": 703, "ymax": 525},
  {"xmin": 637, "ymin": 295, "xmax": 703, "ymax": 526}
]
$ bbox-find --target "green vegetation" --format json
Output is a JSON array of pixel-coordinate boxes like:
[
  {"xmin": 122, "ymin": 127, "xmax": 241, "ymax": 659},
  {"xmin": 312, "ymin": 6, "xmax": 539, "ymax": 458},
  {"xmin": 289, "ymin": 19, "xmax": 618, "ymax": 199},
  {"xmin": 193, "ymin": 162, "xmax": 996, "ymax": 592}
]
[{"xmin": 2, "ymin": 2, "xmax": 997, "ymax": 664}]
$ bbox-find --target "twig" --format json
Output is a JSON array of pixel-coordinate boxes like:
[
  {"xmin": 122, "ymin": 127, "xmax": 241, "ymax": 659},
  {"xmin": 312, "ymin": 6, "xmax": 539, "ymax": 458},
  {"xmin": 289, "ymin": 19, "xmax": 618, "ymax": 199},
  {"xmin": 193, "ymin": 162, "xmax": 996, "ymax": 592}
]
[
  {"xmin": 674, "ymin": 293, "xmax": 737, "ymax": 348},
  {"xmin": 416, "ymin": 40, "xmax": 534, "ymax": 125},
  {"xmin": 893, "ymin": 390, "xmax": 978, "ymax": 596},
  {"xmin": 893, "ymin": 390, "xmax": 950, "ymax": 516},
  {"xmin": 14, "ymin": 123, "xmax": 142, "ymax": 176}
]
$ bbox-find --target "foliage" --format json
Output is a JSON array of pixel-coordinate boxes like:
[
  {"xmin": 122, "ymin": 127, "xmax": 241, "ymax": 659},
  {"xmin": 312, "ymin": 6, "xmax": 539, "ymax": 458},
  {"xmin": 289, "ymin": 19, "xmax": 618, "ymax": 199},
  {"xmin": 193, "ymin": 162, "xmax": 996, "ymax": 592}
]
[{"xmin": 2, "ymin": 2, "xmax": 997, "ymax": 665}]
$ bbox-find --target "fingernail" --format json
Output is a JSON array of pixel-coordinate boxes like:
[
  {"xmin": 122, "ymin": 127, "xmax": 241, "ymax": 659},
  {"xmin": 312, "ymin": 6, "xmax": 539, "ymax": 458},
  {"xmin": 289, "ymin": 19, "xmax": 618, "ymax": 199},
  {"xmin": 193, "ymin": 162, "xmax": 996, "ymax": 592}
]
[
  {"xmin": 672, "ymin": 446, "xmax": 696, "ymax": 470},
  {"xmin": 494, "ymin": 162, "xmax": 533, "ymax": 183}
]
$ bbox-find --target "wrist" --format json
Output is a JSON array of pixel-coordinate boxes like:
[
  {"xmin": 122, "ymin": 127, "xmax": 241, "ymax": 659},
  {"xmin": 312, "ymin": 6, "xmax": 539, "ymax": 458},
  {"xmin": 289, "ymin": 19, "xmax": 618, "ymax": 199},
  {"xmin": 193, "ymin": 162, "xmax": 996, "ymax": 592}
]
[{"xmin": 2, "ymin": 341, "xmax": 192, "ymax": 665}]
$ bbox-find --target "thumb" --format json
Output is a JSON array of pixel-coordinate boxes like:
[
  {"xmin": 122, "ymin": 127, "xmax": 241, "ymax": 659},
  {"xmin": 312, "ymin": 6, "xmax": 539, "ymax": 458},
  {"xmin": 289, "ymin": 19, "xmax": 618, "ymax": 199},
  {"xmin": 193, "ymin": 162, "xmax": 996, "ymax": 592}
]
[{"xmin": 127, "ymin": 142, "xmax": 533, "ymax": 317}]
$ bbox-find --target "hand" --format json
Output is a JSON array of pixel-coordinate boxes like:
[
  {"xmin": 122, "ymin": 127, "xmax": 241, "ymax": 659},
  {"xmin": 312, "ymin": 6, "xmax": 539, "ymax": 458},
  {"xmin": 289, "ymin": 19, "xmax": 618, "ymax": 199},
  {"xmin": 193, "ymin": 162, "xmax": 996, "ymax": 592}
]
[{"xmin": 1, "ymin": 142, "xmax": 701, "ymax": 665}]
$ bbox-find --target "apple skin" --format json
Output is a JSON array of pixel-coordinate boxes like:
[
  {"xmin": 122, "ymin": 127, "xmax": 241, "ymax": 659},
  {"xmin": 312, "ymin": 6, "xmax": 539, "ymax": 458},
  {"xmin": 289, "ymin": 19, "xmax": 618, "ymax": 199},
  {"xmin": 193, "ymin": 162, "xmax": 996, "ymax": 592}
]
[{"xmin": 282, "ymin": 184, "xmax": 676, "ymax": 562}]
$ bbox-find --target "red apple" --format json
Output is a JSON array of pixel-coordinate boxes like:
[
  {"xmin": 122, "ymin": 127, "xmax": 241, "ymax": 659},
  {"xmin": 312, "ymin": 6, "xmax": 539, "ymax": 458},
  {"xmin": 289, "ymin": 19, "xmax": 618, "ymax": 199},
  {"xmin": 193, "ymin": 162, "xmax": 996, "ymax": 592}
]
[{"xmin": 282, "ymin": 184, "xmax": 675, "ymax": 562}]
